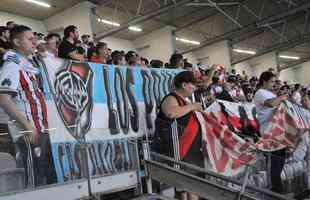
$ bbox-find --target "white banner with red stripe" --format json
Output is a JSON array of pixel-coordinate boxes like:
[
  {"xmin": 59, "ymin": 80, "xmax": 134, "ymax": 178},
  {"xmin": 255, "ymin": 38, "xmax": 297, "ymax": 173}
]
[{"xmin": 199, "ymin": 100, "xmax": 310, "ymax": 176}]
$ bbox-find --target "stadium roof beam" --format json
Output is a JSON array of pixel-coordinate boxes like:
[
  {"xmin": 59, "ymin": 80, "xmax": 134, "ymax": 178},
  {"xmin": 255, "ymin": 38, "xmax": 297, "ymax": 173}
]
[
  {"xmin": 231, "ymin": 33, "xmax": 310, "ymax": 65},
  {"xmin": 280, "ymin": 55, "xmax": 310, "ymax": 70},
  {"xmin": 206, "ymin": 0, "xmax": 242, "ymax": 28},
  {"xmin": 94, "ymin": 0, "xmax": 193, "ymax": 40},
  {"xmin": 231, "ymin": 12, "xmax": 304, "ymax": 45},
  {"xmin": 175, "ymin": 9, "xmax": 222, "ymax": 32},
  {"xmin": 242, "ymin": 4, "xmax": 288, "ymax": 41},
  {"xmin": 181, "ymin": 2, "xmax": 310, "ymax": 54},
  {"xmin": 257, "ymin": 2, "xmax": 310, "ymax": 27},
  {"xmin": 175, "ymin": 0, "xmax": 246, "ymax": 32},
  {"xmin": 96, "ymin": 0, "xmax": 214, "ymax": 38},
  {"xmin": 181, "ymin": 22, "xmax": 267, "ymax": 54}
]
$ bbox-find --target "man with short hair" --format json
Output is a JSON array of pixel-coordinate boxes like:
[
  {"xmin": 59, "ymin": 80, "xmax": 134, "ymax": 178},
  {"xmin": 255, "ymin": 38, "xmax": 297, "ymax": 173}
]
[
  {"xmin": 125, "ymin": 51, "xmax": 140, "ymax": 67},
  {"xmin": 216, "ymin": 75, "xmax": 236, "ymax": 102},
  {"xmin": 81, "ymin": 34, "xmax": 90, "ymax": 57},
  {"xmin": 168, "ymin": 53, "xmax": 184, "ymax": 69},
  {"xmin": 108, "ymin": 50, "xmax": 123, "ymax": 65},
  {"xmin": 58, "ymin": 25, "xmax": 84, "ymax": 61},
  {"xmin": 47, "ymin": 33, "xmax": 61, "ymax": 45},
  {"xmin": 44, "ymin": 33, "xmax": 59, "ymax": 58},
  {"xmin": 6, "ymin": 21, "xmax": 17, "ymax": 29},
  {"xmin": 0, "ymin": 26, "xmax": 11, "ymax": 58},
  {"xmin": 0, "ymin": 25, "xmax": 56, "ymax": 185}
]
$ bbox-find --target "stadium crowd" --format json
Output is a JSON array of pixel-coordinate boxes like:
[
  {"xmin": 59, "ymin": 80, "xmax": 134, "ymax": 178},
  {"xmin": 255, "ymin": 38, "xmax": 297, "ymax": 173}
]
[
  {"xmin": 1, "ymin": 22, "xmax": 309, "ymax": 107},
  {"xmin": 0, "ymin": 21, "xmax": 309, "ymax": 199}
]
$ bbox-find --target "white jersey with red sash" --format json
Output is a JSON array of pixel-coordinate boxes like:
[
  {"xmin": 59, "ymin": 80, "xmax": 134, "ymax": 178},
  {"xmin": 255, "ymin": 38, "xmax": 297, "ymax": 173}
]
[{"xmin": 0, "ymin": 50, "xmax": 48, "ymax": 142}]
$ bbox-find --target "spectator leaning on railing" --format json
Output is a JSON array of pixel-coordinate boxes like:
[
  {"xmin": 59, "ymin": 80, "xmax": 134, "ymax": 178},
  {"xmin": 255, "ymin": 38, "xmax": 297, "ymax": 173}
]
[
  {"xmin": 253, "ymin": 71, "xmax": 288, "ymax": 193},
  {"xmin": 0, "ymin": 25, "xmax": 57, "ymax": 185}
]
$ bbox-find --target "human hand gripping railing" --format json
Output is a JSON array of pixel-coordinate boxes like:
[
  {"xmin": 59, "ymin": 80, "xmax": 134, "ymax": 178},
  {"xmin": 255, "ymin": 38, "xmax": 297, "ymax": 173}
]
[{"xmin": 4, "ymin": 120, "xmax": 58, "ymax": 189}]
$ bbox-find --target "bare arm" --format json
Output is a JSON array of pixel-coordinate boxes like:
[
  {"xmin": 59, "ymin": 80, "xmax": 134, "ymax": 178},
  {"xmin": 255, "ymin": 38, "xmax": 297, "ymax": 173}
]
[
  {"xmin": 161, "ymin": 96, "xmax": 202, "ymax": 119},
  {"xmin": 0, "ymin": 94, "xmax": 36, "ymax": 142},
  {"xmin": 0, "ymin": 47, "xmax": 7, "ymax": 54},
  {"xmin": 264, "ymin": 94, "xmax": 288, "ymax": 108},
  {"xmin": 302, "ymin": 95, "xmax": 310, "ymax": 109},
  {"xmin": 202, "ymin": 65, "xmax": 217, "ymax": 87}
]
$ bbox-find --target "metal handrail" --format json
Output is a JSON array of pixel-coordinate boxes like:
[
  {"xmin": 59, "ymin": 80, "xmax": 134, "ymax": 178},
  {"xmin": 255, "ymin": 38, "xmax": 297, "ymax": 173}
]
[{"xmin": 146, "ymin": 151, "xmax": 293, "ymax": 200}]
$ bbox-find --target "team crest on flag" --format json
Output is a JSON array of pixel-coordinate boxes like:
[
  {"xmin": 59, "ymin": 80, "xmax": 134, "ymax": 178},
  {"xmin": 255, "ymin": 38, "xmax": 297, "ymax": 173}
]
[{"xmin": 54, "ymin": 61, "xmax": 94, "ymax": 141}]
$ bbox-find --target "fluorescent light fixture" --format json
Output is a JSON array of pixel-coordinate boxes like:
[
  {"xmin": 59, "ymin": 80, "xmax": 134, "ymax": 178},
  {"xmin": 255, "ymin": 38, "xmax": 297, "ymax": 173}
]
[
  {"xmin": 128, "ymin": 26, "xmax": 142, "ymax": 32},
  {"xmin": 233, "ymin": 49, "xmax": 256, "ymax": 55},
  {"xmin": 176, "ymin": 37, "xmax": 200, "ymax": 45},
  {"xmin": 98, "ymin": 18, "xmax": 120, "ymax": 27},
  {"xmin": 24, "ymin": 0, "xmax": 51, "ymax": 8},
  {"xmin": 98, "ymin": 19, "xmax": 143, "ymax": 32},
  {"xmin": 279, "ymin": 55, "xmax": 300, "ymax": 60}
]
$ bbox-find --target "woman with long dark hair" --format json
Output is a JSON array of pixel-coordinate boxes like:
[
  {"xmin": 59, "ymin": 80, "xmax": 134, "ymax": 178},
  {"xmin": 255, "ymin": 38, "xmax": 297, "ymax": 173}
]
[{"xmin": 253, "ymin": 71, "xmax": 288, "ymax": 193}]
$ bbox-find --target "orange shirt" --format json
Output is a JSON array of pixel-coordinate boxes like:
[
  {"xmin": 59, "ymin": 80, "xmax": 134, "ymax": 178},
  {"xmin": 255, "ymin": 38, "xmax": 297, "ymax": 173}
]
[{"xmin": 90, "ymin": 55, "xmax": 104, "ymax": 64}]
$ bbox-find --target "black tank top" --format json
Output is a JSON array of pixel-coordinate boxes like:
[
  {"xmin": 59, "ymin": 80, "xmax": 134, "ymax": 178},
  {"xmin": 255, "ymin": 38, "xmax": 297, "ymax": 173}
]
[{"xmin": 152, "ymin": 93, "xmax": 203, "ymax": 167}]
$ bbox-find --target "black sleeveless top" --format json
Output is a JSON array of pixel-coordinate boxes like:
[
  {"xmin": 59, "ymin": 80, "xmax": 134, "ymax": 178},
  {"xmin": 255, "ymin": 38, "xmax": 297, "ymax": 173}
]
[{"xmin": 152, "ymin": 92, "xmax": 204, "ymax": 167}]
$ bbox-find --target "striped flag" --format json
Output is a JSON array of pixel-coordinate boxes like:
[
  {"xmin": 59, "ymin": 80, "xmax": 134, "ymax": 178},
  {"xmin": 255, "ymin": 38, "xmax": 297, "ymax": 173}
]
[
  {"xmin": 196, "ymin": 112, "xmax": 256, "ymax": 176},
  {"xmin": 197, "ymin": 100, "xmax": 310, "ymax": 176},
  {"xmin": 256, "ymin": 101, "xmax": 310, "ymax": 152}
]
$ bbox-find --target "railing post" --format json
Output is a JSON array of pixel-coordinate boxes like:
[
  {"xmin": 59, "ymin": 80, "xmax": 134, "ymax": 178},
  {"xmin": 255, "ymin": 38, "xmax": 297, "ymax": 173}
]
[{"xmin": 142, "ymin": 141, "xmax": 153, "ymax": 194}]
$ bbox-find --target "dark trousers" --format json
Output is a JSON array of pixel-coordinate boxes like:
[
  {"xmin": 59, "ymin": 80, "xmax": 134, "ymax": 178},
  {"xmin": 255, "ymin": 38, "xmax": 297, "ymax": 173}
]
[
  {"xmin": 271, "ymin": 149, "xmax": 286, "ymax": 193},
  {"xmin": 0, "ymin": 123, "xmax": 15, "ymax": 155},
  {"xmin": 16, "ymin": 133, "xmax": 57, "ymax": 186}
]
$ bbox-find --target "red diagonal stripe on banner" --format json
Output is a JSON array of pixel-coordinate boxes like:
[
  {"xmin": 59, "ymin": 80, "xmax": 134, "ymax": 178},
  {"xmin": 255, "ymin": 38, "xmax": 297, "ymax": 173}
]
[
  {"xmin": 239, "ymin": 142, "xmax": 250, "ymax": 152},
  {"xmin": 285, "ymin": 112, "xmax": 297, "ymax": 128},
  {"xmin": 203, "ymin": 113, "xmax": 230, "ymax": 172},
  {"xmin": 232, "ymin": 154, "xmax": 255, "ymax": 170},
  {"xmin": 222, "ymin": 129, "xmax": 238, "ymax": 149},
  {"xmin": 218, "ymin": 112, "xmax": 228, "ymax": 125},
  {"xmin": 228, "ymin": 115, "xmax": 241, "ymax": 130},
  {"xmin": 179, "ymin": 113, "xmax": 199, "ymax": 160}
]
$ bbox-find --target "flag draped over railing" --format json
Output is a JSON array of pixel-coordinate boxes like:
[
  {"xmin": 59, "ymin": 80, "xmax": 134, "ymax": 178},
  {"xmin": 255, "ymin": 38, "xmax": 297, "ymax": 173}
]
[
  {"xmin": 197, "ymin": 112, "xmax": 256, "ymax": 176},
  {"xmin": 197, "ymin": 100, "xmax": 310, "ymax": 176},
  {"xmin": 256, "ymin": 101, "xmax": 310, "ymax": 152}
]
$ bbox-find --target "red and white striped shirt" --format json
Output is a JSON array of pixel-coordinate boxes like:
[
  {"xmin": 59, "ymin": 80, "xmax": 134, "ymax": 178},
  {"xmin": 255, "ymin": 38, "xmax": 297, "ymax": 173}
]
[{"xmin": 0, "ymin": 51, "xmax": 48, "ymax": 141}]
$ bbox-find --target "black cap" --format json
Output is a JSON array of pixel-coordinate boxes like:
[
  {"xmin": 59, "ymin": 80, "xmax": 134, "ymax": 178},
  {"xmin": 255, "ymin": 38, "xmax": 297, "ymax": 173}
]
[
  {"xmin": 125, "ymin": 51, "xmax": 138, "ymax": 62},
  {"xmin": 227, "ymin": 75, "xmax": 236, "ymax": 83}
]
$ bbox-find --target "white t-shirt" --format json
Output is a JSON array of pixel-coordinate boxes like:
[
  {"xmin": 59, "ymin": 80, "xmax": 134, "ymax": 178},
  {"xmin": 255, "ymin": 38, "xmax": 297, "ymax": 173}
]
[
  {"xmin": 292, "ymin": 91, "xmax": 302, "ymax": 105},
  {"xmin": 253, "ymin": 89, "xmax": 276, "ymax": 134},
  {"xmin": 211, "ymin": 84, "xmax": 223, "ymax": 96}
]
